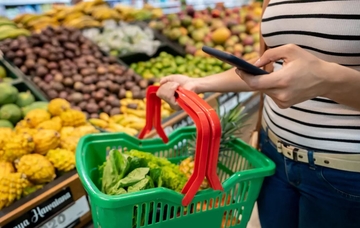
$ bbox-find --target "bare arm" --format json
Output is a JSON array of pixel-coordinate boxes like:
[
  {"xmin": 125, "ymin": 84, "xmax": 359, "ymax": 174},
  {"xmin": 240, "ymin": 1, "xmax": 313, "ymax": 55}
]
[
  {"xmin": 195, "ymin": 66, "xmax": 253, "ymax": 94},
  {"xmin": 323, "ymin": 62, "xmax": 360, "ymax": 111}
]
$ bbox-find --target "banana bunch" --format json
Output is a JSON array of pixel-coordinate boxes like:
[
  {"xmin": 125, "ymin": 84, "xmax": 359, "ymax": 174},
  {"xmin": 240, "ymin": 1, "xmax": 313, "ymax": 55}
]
[
  {"xmin": 62, "ymin": 15, "xmax": 101, "ymax": 29},
  {"xmin": 89, "ymin": 113, "xmax": 139, "ymax": 136},
  {"xmin": 0, "ymin": 17, "xmax": 30, "ymax": 41},
  {"xmin": 90, "ymin": 6, "xmax": 122, "ymax": 21},
  {"xmin": 89, "ymin": 98, "xmax": 175, "ymax": 135},
  {"xmin": 13, "ymin": 14, "xmax": 58, "ymax": 32},
  {"xmin": 80, "ymin": 0, "xmax": 108, "ymax": 15}
]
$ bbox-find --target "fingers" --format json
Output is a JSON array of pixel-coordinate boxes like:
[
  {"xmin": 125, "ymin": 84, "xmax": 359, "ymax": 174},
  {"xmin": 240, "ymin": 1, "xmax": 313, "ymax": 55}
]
[
  {"xmin": 159, "ymin": 75, "xmax": 173, "ymax": 85},
  {"xmin": 159, "ymin": 74, "xmax": 183, "ymax": 85},
  {"xmin": 156, "ymin": 81, "xmax": 181, "ymax": 110},
  {"xmin": 254, "ymin": 44, "xmax": 300, "ymax": 67},
  {"xmin": 236, "ymin": 68, "xmax": 284, "ymax": 90}
]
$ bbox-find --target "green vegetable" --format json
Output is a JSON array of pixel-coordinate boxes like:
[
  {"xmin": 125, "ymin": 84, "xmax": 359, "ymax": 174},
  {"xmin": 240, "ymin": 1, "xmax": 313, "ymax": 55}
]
[
  {"xmin": 99, "ymin": 149, "xmax": 188, "ymax": 197},
  {"xmin": 150, "ymin": 168, "xmax": 163, "ymax": 187},
  {"xmin": 118, "ymin": 167, "xmax": 149, "ymax": 187},
  {"xmin": 101, "ymin": 149, "xmax": 131, "ymax": 194},
  {"xmin": 125, "ymin": 150, "xmax": 188, "ymax": 192},
  {"xmin": 128, "ymin": 177, "xmax": 149, "ymax": 193}
]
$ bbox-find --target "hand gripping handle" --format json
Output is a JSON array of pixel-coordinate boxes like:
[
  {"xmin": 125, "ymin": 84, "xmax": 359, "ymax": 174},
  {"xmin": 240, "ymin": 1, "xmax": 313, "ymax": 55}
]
[{"xmin": 138, "ymin": 86, "xmax": 223, "ymax": 206}]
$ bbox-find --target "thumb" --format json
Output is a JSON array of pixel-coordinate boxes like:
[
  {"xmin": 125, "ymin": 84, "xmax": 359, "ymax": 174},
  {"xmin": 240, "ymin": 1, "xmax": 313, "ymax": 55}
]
[{"xmin": 254, "ymin": 45, "xmax": 294, "ymax": 67}]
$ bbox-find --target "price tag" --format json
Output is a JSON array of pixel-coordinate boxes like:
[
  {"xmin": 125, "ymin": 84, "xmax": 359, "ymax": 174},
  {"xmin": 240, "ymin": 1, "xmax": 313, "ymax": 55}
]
[{"xmin": 40, "ymin": 196, "xmax": 90, "ymax": 228}]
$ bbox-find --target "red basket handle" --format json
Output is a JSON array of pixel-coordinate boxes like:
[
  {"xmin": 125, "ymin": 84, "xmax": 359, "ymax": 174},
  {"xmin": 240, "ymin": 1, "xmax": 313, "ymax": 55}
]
[
  {"xmin": 178, "ymin": 88, "xmax": 223, "ymax": 192},
  {"xmin": 138, "ymin": 86, "xmax": 223, "ymax": 206}
]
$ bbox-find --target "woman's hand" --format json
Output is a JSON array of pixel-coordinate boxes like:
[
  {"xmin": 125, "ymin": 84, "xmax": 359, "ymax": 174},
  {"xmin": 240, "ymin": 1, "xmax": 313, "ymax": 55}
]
[
  {"xmin": 237, "ymin": 44, "xmax": 330, "ymax": 109},
  {"xmin": 156, "ymin": 75, "xmax": 199, "ymax": 110}
]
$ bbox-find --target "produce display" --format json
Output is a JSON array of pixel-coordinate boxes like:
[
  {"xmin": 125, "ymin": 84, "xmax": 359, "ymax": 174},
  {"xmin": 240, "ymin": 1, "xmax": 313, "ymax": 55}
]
[
  {"xmin": 0, "ymin": 26, "xmax": 157, "ymax": 118},
  {"xmin": 82, "ymin": 20, "xmax": 161, "ymax": 57},
  {"xmin": 89, "ymin": 97, "xmax": 175, "ymax": 135},
  {"xmin": 149, "ymin": 2, "xmax": 262, "ymax": 60},
  {"xmin": 0, "ymin": 16, "xmax": 30, "ymax": 42},
  {"xmin": 0, "ymin": 65, "xmax": 16, "ymax": 83},
  {"xmin": 12, "ymin": 0, "xmax": 163, "ymax": 32},
  {"xmin": 130, "ymin": 52, "xmax": 232, "ymax": 79},
  {"xmin": 0, "ymin": 98, "xmax": 101, "ymax": 210}
]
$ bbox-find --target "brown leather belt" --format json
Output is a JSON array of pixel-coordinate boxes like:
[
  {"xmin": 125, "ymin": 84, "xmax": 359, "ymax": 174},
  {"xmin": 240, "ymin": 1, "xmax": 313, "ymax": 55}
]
[{"xmin": 262, "ymin": 118, "xmax": 360, "ymax": 173}]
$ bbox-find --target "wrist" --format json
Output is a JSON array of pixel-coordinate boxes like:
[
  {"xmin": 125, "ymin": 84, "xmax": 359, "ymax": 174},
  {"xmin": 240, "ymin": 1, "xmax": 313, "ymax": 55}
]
[
  {"xmin": 191, "ymin": 77, "xmax": 206, "ymax": 94},
  {"xmin": 316, "ymin": 60, "xmax": 338, "ymax": 97}
]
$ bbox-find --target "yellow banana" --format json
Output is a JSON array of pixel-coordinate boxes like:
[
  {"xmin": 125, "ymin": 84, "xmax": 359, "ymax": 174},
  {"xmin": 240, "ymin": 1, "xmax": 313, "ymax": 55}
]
[
  {"xmin": 63, "ymin": 12, "xmax": 84, "ymax": 23},
  {"xmin": 63, "ymin": 16, "xmax": 93, "ymax": 27},
  {"xmin": 13, "ymin": 13, "xmax": 30, "ymax": 24},
  {"xmin": 108, "ymin": 122, "xmax": 126, "ymax": 132},
  {"xmin": 119, "ymin": 116, "xmax": 144, "ymax": 126},
  {"xmin": 99, "ymin": 113, "xmax": 110, "ymax": 122},
  {"xmin": 88, "ymin": 119, "xmax": 108, "ymax": 129},
  {"xmin": 125, "ymin": 109, "xmax": 146, "ymax": 118},
  {"xmin": 22, "ymin": 14, "xmax": 43, "ymax": 26},
  {"xmin": 27, "ymin": 17, "xmax": 56, "ymax": 28},
  {"xmin": 122, "ymin": 127, "xmax": 138, "ymax": 136},
  {"xmin": 110, "ymin": 114, "xmax": 125, "ymax": 123},
  {"xmin": 126, "ymin": 122, "xmax": 145, "ymax": 130},
  {"xmin": 0, "ymin": 29, "xmax": 30, "ymax": 41}
]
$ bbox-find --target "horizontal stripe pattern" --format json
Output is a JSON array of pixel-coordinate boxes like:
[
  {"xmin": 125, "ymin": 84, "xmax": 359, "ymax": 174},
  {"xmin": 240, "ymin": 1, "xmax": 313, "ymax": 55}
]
[{"xmin": 261, "ymin": 1, "xmax": 360, "ymax": 153}]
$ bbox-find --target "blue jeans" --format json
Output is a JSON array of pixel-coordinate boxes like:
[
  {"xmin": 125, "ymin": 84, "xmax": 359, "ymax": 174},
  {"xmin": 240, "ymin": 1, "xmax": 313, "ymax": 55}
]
[{"xmin": 257, "ymin": 129, "xmax": 360, "ymax": 228}]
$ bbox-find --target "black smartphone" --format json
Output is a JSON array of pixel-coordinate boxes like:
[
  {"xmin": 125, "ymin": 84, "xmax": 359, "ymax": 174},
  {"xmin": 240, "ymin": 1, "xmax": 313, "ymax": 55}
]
[{"xmin": 202, "ymin": 46, "xmax": 268, "ymax": 76}]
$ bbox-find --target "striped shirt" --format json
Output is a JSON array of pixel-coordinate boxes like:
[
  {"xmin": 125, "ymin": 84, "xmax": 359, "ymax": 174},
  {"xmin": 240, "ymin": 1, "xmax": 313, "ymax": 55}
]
[{"xmin": 261, "ymin": 0, "xmax": 360, "ymax": 153}]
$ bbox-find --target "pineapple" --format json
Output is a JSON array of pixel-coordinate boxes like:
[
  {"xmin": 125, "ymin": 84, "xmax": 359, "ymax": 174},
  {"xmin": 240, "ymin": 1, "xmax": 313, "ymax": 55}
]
[
  {"xmin": 15, "ymin": 154, "xmax": 56, "ymax": 184},
  {"xmin": 46, "ymin": 148, "xmax": 75, "ymax": 172},
  {"xmin": 0, "ymin": 173, "xmax": 31, "ymax": 210},
  {"xmin": 179, "ymin": 103, "xmax": 247, "ymax": 188}
]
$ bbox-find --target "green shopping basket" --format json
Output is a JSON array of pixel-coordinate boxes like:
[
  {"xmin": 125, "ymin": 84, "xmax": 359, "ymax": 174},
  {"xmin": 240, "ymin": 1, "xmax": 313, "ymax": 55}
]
[{"xmin": 76, "ymin": 86, "xmax": 275, "ymax": 228}]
